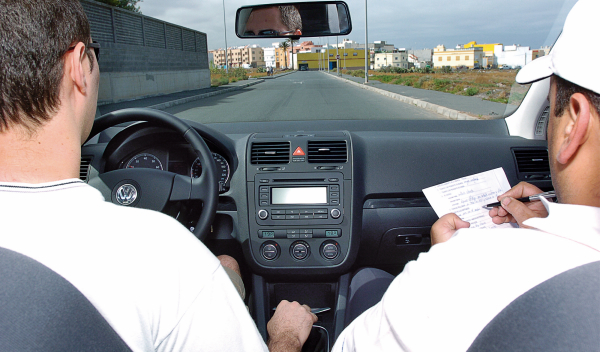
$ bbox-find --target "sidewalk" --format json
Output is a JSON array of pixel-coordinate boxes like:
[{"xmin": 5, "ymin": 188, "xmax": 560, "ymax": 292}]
[{"xmin": 326, "ymin": 71, "xmax": 510, "ymax": 119}]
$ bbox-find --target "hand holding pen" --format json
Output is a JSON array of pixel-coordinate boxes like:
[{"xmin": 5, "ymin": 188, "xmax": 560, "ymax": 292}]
[{"xmin": 488, "ymin": 182, "xmax": 551, "ymax": 228}]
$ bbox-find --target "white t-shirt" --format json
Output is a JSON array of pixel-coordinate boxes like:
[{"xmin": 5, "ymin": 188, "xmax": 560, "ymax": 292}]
[
  {"xmin": 0, "ymin": 179, "xmax": 268, "ymax": 352},
  {"xmin": 333, "ymin": 198, "xmax": 600, "ymax": 352}
]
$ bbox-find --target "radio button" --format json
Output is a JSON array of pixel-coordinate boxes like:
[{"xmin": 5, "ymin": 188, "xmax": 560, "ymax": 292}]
[
  {"xmin": 260, "ymin": 193, "xmax": 269, "ymax": 199},
  {"xmin": 300, "ymin": 229, "xmax": 313, "ymax": 234},
  {"xmin": 300, "ymin": 215, "xmax": 314, "ymax": 220},
  {"xmin": 286, "ymin": 209, "xmax": 300, "ymax": 214},
  {"xmin": 314, "ymin": 209, "xmax": 328, "ymax": 214},
  {"xmin": 330, "ymin": 199, "xmax": 340, "ymax": 205},
  {"xmin": 330, "ymin": 192, "xmax": 339, "ymax": 198},
  {"xmin": 287, "ymin": 233, "xmax": 299, "ymax": 239},
  {"xmin": 286, "ymin": 215, "xmax": 300, "ymax": 220},
  {"xmin": 259, "ymin": 186, "xmax": 269, "ymax": 192},
  {"xmin": 300, "ymin": 209, "xmax": 314, "ymax": 214},
  {"xmin": 258, "ymin": 209, "xmax": 269, "ymax": 220},
  {"xmin": 259, "ymin": 179, "xmax": 269, "ymax": 183},
  {"xmin": 300, "ymin": 233, "xmax": 312, "ymax": 239},
  {"xmin": 287, "ymin": 229, "xmax": 300, "ymax": 234},
  {"xmin": 314, "ymin": 214, "xmax": 328, "ymax": 219},
  {"xmin": 328, "ymin": 178, "xmax": 339, "ymax": 182},
  {"xmin": 272, "ymin": 215, "xmax": 285, "ymax": 220},
  {"xmin": 272, "ymin": 209, "xmax": 286, "ymax": 215},
  {"xmin": 260, "ymin": 200, "xmax": 268, "ymax": 206},
  {"xmin": 330, "ymin": 185, "xmax": 340, "ymax": 191},
  {"xmin": 330, "ymin": 208, "xmax": 341, "ymax": 219}
]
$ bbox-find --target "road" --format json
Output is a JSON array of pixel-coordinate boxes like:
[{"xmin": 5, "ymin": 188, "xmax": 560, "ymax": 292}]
[{"xmin": 165, "ymin": 71, "xmax": 443, "ymax": 124}]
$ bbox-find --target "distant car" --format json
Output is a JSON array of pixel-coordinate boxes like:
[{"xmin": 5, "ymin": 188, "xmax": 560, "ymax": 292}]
[{"xmin": 300, "ymin": 66, "xmax": 308, "ymax": 71}]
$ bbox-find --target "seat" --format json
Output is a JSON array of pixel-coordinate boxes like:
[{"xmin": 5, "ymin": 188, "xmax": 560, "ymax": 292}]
[
  {"xmin": 467, "ymin": 261, "xmax": 600, "ymax": 352},
  {"xmin": 0, "ymin": 247, "xmax": 132, "ymax": 351}
]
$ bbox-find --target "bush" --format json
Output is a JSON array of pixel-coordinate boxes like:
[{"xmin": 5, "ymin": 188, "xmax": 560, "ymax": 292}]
[
  {"xmin": 350, "ymin": 70, "xmax": 365, "ymax": 78},
  {"xmin": 210, "ymin": 77, "xmax": 229, "ymax": 87},
  {"xmin": 465, "ymin": 87, "xmax": 479, "ymax": 96}
]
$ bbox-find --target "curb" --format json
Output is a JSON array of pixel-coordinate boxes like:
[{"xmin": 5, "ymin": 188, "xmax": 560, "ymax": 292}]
[
  {"xmin": 323, "ymin": 72, "xmax": 480, "ymax": 120},
  {"xmin": 147, "ymin": 79, "xmax": 264, "ymax": 110},
  {"xmin": 259, "ymin": 71, "xmax": 296, "ymax": 80}
]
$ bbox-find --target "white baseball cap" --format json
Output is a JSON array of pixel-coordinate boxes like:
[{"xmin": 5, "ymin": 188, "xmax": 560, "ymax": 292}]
[{"xmin": 516, "ymin": 0, "xmax": 600, "ymax": 95}]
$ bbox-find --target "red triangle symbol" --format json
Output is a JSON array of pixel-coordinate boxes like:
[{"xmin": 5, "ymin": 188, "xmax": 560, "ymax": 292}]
[{"xmin": 293, "ymin": 147, "xmax": 305, "ymax": 156}]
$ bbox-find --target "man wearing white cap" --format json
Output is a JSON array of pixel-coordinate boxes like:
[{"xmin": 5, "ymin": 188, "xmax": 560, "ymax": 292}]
[{"xmin": 331, "ymin": 0, "xmax": 600, "ymax": 351}]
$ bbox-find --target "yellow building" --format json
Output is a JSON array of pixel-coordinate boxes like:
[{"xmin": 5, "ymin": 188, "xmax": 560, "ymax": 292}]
[
  {"xmin": 296, "ymin": 48, "xmax": 365, "ymax": 71},
  {"xmin": 464, "ymin": 41, "xmax": 501, "ymax": 68},
  {"xmin": 433, "ymin": 45, "xmax": 483, "ymax": 69}
]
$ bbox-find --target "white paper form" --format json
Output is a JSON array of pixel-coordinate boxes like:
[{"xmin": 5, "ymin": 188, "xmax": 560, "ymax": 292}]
[{"xmin": 423, "ymin": 168, "xmax": 516, "ymax": 229}]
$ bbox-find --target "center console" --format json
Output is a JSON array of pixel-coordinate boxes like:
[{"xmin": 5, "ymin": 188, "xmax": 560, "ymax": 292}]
[
  {"xmin": 245, "ymin": 132, "xmax": 354, "ymax": 348},
  {"xmin": 246, "ymin": 131, "xmax": 353, "ymax": 272}
]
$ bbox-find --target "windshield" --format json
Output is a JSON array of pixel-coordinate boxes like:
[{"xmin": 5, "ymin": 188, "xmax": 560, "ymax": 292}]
[{"xmin": 92, "ymin": 0, "xmax": 577, "ymax": 124}]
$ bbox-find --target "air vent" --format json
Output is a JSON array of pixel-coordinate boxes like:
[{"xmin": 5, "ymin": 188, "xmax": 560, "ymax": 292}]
[
  {"xmin": 535, "ymin": 106, "xmax": 550, "ymax": 136},
  {"xmin": 251, "ymin": 142, "xmax": 290, "ymax": 164},
  {"xmin": 513, "ymin": 148, "xmax": 550, "ymax": 180},
  {"xmin": 307, "ymin": 141, "xmax": 347, "ymax": 163},
  {"xmin": 80, "ymin": 156, "xmax": 93, "ymax": 182}
]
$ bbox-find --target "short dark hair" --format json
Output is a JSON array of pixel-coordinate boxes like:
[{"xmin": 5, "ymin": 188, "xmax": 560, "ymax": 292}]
[
  {"xmin": 553, "ymin": 75, "xmax": 600, "ymax": 117},
  {"xmin": 279, "ymin": 5, "xmax": 302, "ymax": 32},
  {"xmin": 0, "ymin": 0, "xmax": 92, "ymax": 133}
]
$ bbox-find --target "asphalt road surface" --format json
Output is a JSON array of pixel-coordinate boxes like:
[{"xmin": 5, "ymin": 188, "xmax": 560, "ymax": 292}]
[{"xmin": 166, "ymin": 71, "xmax": 444, "ymax": 124}]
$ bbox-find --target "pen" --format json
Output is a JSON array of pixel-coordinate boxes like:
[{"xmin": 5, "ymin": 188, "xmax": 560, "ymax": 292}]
[{"xmin": 483, "ymin": 191, "xmax": 556, "ymax": 208}]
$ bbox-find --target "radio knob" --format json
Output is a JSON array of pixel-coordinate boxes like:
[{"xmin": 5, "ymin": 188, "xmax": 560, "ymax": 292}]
[
  {"xmin": 330, "ymin": 208, "xmax": 341, "ymax": 219},
  {"xmin": 258, "ymin": 209, "xmax": 269, "ymax": 220}
]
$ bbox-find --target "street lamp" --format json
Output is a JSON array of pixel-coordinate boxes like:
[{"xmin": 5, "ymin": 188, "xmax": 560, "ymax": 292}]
[
  {"xmin": 364, "ymin": 0, "xmax": 368, "ymax": 83},
  {"xmin": 222, "ymin": 0, "xmax": 228, "ymax": 73}
]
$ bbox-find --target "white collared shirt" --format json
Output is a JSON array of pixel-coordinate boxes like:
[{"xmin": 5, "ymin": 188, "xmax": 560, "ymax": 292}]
[{"xmin": 333, "ymin": 198, "xmax": 600, "ymax": 352}]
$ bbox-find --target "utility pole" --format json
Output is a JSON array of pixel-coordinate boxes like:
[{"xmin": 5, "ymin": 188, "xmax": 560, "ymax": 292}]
[
  {"xmin": 364, "ymin": 0, "xmax": 368, "ymax": 83},
  {"xmin": 327, "ymin": 37, "xmax": 330, "ymax": 73},
  {"xmin": 222, "ymin": 0, "xmax": 228, "ymax": 73}
]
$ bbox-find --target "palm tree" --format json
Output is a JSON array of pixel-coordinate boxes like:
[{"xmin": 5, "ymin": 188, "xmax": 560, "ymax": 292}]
[
  {"xmin": 279, "ymin": 41, "xmax": 289, "ymax": 69},
  {"xmin": 286, "ymin": 38, "xmax": 298, "ymax": 70}
]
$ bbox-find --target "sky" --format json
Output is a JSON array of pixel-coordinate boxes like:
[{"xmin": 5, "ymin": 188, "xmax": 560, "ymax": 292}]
[{"xmin": 138, "ymin": 0, "xmax": 577, "ymax": 51}]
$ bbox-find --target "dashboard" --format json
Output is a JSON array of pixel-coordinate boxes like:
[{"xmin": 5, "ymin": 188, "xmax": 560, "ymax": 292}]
[{"xmin": 83, "ymin": 118, "xmax": 552, "ymax": 278}]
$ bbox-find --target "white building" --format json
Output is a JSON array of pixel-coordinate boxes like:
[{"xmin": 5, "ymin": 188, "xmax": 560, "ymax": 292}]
[
  {"xmin": 264, "ymin": 47, "xmax": 276, "ymax": 68},
  {"xmin": 494, "ymin": 44, "xmax": 538, "ymax": 68},
  {"xmin": 374, "ymin": 51, "xmax": 409, "ymax": 69}
]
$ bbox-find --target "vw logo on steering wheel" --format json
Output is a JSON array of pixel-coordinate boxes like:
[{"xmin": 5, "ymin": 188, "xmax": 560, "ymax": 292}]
[{"xmin": 115, "ymin": 184, "xmax": 138, "ymax": 206}]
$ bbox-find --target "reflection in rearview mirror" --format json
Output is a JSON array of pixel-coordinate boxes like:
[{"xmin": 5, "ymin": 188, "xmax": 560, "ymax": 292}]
[{"xmin": 236, "ymin": 1, "xmax": 352, "ymax": 39}]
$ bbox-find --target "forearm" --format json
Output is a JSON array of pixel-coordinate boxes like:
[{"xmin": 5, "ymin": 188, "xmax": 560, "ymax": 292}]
[{"xmin": 267, "ymin": 334, "xmax": 302, "ymax": 352}]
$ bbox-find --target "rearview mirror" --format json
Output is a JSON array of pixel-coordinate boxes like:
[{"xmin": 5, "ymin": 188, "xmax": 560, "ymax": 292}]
[{"xmin": 235, "ymin": 1, "xmax": 352, "ymax": 38}]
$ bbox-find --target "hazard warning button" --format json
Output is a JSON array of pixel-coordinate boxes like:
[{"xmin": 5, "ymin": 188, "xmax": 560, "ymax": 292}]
[{"xmin": 293, "ymin": 147, "xmax": 305, "ymax": 156}]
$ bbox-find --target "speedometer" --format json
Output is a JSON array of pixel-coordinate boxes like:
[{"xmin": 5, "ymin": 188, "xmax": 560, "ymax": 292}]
[
  {"xmin": 191, "ymin": 153, "xmax": 230, "ymax": 184},
  {"xmin": 126, "ymin": 153, "xmax": 163, "ymax": 170}
]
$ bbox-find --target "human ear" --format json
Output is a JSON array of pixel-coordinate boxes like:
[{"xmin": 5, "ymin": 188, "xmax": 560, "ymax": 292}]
[
  {"xmin": 556, "ymin": 93, "xmax": 591, "ymax": 164},
  {"xmin": 68, "ymin": 42, "xmax": 88, "ymax": 95}
]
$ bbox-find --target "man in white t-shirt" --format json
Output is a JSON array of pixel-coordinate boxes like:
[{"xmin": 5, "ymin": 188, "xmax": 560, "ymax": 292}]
[
  {"xmin": 332, "ymin": 0, "xmax": 600, "ymax": 351},
  {"xmin": 0, "ymin": 1, "xmax": 316, "ymax": 351}
]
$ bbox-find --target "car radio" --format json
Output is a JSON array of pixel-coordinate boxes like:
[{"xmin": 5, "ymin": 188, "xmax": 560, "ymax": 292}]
[{"xmin": 254, "ymin": 173, "xmax": 343, "ymax": 226}]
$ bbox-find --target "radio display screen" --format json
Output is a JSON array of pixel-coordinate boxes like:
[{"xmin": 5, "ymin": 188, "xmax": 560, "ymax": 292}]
[{"xmin": 271, "ymin": 187, "xmax": 328, "ymax": 205}]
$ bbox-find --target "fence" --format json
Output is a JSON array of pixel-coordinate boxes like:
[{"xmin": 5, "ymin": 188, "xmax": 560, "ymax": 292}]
[{"xmin": 80, "ymin": 0, "xmax": 210, "ymax": 104}]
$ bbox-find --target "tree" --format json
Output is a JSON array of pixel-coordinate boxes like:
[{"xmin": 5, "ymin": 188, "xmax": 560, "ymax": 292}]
[
  {"xmin": 279, "ymin": 41, "xmax": 289, "ymax": 69},
  {"xmin": 286, "ymin": 38, "xmax": 298, "ymax": 70},
  {"xmin": 96, "ymin": 0, "xmax": 143, "ymax": 13}
]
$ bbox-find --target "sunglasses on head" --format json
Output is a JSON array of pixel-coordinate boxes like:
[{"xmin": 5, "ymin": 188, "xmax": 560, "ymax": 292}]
[{"xmin": 66, "ymin": 41, "xmax": 101, "ymax": 63}]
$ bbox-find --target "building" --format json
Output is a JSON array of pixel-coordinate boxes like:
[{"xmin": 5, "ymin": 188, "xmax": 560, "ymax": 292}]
[
  {"xmin": 407, "ymin": 49, "xmax": 433, "ymax": 68},
  {"xmin": 433, "ymin": 45, "xmax": 484, "ymax": 69},
  {"xmin": 494, "ymin": 44, "xmax": 544, "ymax": 68},
  {"xmin": 296, "ymin": 48, "xmax": 365, "ymax": 71},
  {"xmin": 374, "ymin": 51, "xmax": 409, "ymax": 69},
  {"xmin": 264, "ymin": 47, "xmax": 276, "ymax": 68},
  {"xmin": 463, "ymin": 41, "xmax": 501, "ymax": 68},
  {"xmin": 210, "ymin": 45, "xmax": 265, "ymax": 69}
]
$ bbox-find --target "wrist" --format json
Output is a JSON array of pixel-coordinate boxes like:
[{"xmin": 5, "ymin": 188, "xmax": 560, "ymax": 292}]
[{"xmin": 267, "ymin": 333, "xmax": 302, "ymax": 352}]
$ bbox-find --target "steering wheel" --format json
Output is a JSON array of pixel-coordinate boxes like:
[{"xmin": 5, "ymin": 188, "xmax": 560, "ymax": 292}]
[{"xmin": 86, "ymin": 108, "xmax": 218, "ymax": 241}]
